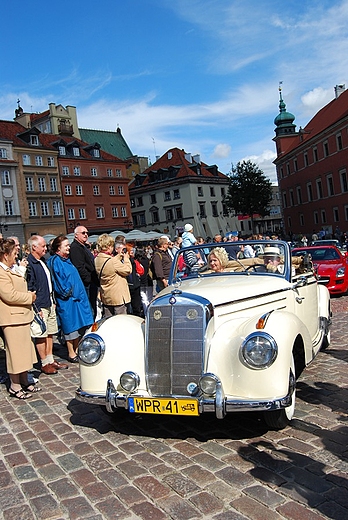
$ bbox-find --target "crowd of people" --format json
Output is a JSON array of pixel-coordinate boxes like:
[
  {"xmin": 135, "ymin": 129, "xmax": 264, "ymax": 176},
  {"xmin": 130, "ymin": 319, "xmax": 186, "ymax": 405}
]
[{"xmin": 0, "ymin": 223, "xmax": 294, "ymax": 400}]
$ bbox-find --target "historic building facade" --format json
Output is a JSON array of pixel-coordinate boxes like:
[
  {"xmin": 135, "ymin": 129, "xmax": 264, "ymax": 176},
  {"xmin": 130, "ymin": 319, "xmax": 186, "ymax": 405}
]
[
  {"xmin": 273, "ymin": 85, "xmax": 348, "ymax": 238},
  {"xmin": 129, "ymin": 147, "xmax": 239, "ymax": 239}
]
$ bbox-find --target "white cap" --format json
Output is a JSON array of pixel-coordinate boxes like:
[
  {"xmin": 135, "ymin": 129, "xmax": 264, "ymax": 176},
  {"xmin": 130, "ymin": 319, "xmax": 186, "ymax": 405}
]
[{"xmin": 184, "ymin": 223, "xmax": 193, "ymax": 232}]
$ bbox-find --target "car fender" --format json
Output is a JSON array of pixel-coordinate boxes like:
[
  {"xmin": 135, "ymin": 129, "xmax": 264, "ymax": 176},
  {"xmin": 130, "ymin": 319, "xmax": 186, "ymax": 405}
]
[
  {"xmin": 317, "ymin": 284, "xmax": 331, "ymax": 317},
  {"xmin": 206, "ymin": 310, "xmax": 311, "ymax": 400},
  {"xmin": 79, "ymin": 315, "xmax": 145, "ymax": 395}
]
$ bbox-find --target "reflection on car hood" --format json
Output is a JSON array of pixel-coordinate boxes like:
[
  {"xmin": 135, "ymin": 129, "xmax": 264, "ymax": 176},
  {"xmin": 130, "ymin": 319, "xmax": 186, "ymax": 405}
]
[{"xmin": 160, "ymin": 274, "xmax": 289, "ymax": 307}]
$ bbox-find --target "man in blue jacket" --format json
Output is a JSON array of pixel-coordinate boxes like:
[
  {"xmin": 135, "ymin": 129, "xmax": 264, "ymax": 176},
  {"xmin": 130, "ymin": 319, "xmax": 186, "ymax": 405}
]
[{"xmin": 27, "ymin": 235, "xmax": 68, "ymax": 374}]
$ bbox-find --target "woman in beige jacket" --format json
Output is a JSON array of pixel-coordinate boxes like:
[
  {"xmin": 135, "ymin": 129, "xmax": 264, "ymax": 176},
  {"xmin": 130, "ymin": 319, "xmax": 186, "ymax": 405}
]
[
  {"xmin": 95, "ymin": 235, "xmax": 132, "ymax": 317},
  {"xmin": 0, "ymin": 238, "xmax": 38, "ymax": 399}
]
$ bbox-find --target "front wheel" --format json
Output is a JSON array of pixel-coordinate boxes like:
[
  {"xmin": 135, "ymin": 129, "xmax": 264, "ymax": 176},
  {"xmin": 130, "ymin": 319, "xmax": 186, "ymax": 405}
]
[{"xmin": 263, "ymin": 356, "xmax": 296, "ymax": 430}]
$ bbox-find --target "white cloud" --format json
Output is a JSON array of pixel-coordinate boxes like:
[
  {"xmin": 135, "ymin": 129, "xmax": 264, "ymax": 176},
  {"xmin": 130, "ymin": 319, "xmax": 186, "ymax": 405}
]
[
  {"xmin": 240, "ymin": 150, "xmax": 278, "ymax": 184},
  {"xmin": 212, "ymin": 144, "xmax": 231, "ymax": 159}
]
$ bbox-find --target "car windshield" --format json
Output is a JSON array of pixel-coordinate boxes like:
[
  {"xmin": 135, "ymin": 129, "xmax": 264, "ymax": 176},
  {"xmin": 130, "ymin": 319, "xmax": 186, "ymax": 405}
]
[
  {"xmin": 170, "ymin": 240, "xmax": 295, "ymax": 282},
  {"xmin": 293, "ymin": 247, "xmax": 340, "ymax": 261}
]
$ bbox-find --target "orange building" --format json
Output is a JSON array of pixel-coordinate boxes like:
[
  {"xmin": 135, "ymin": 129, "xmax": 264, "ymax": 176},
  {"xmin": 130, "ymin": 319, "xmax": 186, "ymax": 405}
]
[{"xmin": 273, "ymin": 85, "xmax": 348, "ymax": 240}]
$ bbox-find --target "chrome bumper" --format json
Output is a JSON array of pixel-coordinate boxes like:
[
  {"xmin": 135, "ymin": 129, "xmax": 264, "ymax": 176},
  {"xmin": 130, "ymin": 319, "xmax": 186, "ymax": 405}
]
[{"xmin": 76, "ymin": 377, "xmax": 294, "ymax": 418}]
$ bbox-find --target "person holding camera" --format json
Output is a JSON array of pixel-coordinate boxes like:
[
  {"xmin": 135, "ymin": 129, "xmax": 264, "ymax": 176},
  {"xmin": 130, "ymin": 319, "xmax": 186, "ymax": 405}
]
[{"xmin": 95, "ymin": 236, "xmax": 132, "ymax": 317}]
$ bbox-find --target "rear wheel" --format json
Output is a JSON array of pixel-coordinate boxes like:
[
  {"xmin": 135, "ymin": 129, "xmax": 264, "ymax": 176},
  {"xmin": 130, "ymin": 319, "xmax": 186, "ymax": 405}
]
[{"xmin": 263, "ymin": 356, "xmax": 296, "ymax": 430}]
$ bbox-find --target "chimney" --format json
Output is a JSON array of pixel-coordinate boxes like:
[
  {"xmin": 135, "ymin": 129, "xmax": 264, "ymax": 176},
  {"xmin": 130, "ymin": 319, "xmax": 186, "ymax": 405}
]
[
  {"xmin": 334, "ymin": 84, "xmax": 346, "ymax": 98},
  {"xmin": 184, "ymin": 152, "xmax": 192, "ymax": 163},
  {"xmin": 192, "ymin": 154, "xmax": 201, "ymax": 164}
]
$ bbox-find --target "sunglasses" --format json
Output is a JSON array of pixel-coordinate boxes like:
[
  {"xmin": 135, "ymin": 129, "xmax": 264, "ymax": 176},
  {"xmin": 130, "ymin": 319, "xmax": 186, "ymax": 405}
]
[{"xmin": 80, "ymin": 231, "xmax": 89, "ymax": 235}]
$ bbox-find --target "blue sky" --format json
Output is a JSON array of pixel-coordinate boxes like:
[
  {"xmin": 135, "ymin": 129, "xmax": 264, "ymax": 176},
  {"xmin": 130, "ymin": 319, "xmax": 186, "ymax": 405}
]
[{"xmin": 2, "ymin": 0, "xmax": 348, "ymax": 182}]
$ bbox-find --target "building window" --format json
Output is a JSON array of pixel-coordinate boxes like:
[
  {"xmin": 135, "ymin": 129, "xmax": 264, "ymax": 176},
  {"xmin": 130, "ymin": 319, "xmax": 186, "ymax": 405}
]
[
  {"xmin": 28, "ymin": 202, "xmax": 37, "ymax": 216},
  {"xmin": 68, "ymin": 208, "xmax": 75, "ymax": 220},
  {"xmin": 333, "ymin": 207, "xmax": 339, "ymax": 222},
  {"xmin": 327, "ymin": 175, "xmax": 334, "ymax": 196},
  {"xmin": 300, "ymin": 214, "xmax": 304, "ymax": 226},
  {"xmin": 286, "ymin": 163, "xmax": 291, "ymax": 175},
  {"xmin": 91, "ymin": 167, "xmax": 97, "ymax": 176},
  {"xmin": 50, "ymin": 177, "xmax": 57, "ymax": 191},
  {"xmin": 76, "ymin": 185, "xmax": 83, "ymax": 195},
  {"xmin": 23, "ymin": 154, "xmax": 31, "ymax": 165},
  {"xmin": 314, "ymin": 211, "xmax": 319, "ymax": 225},
  {"xmin": 140, "ymin": 214, "xmax": 146, "ymax": 226},
  {"xmin": 93, "ymin": 148, "xmax": 100, "ymax": 158},
  {"xmin": 41, "ymin": 201, "xmax": 49, "ymax": 216},
  {"xmin": 166, "ymin": 208, "xmax": 174, "ymax": 221},
  {"xmin": 313, "ymin": 147, "xmax": 318, "ymax": 162},
  {"xmin": 293, "ymin": 158, "xmax": 298, "ymax": 172},
  {"xmin": 58, "ymin": 146, "xmax": 66, "ymax": 156},
  {"xmin": 118, "ymin": 186, "xmax": 124, "ymax": 195},
  {"xmin": 26, "ymin": 177, "xmax": 34, "ymax": 191},
  {"xmin": 30, "ymin": 135, "xmax": 39, "ymax": 146},
  {"xmin": 65, "ymin": 185, "xmax": 72, "ymax": 195},
  {"xmin": 221, "ymin": 187, "xmax": 225, "ymax": 197},
  {"xmin": 296, "ymin": 186, "xmax": 302, "ymax": 204},
  {"xmin": 282, "ymin": 192, "xmax": 287, "ymax": 208},
  {"xmin": 130, "ymin": 199, "xmax": 135, "ymax": 208},
  {"xmin": 0, "ymin": 148, "xmax": 7, "ymax": 159},
  {"xmin": 137, "ymin": 197, "xmax": 143, "ymax": 207},
  {"xmin": 289, "ymin": 190, "xmax": 294, "ymax": 206},
  {"xmin": 287, "ymin": 216, "xmax": 291, "ymax": 229},
  {"xmin": 210, "ymin": 187, "xmax": 215, "ymax": 197},
  {"xmin": 47, "ymin": 156, "xmax": 55, "ymax": 167},
  {"xmin": 38, "ymin": 177, "xmax": 46, "ymax": 191},
  {"xmin": 173, "ymin": 189, "xmax": 180, "ymax": 200},
  {"xmin": 321, "ymin": 210, "xmax": 327, "ymax": 223},
  {"xmin": 199, "ymin": 203, "xmax": 206, "ymax": 218},
  {"xmin": 280, "ymin": 167, "xmax": 284, "ymax": 179},
  {"xmin": 175, "ymin": 206, "xmax": 183, "ymax": 220},
  {"xmin": 198, "ymin": 187, "xmax": 203, "ymax": 197},
  {"xmin": 5, "ymin": 200, "xmax": 14, "ymax": 216},
  {"xmin": 79, "ymin": 208, "xmax": 86, "ymax": 220},
  {"xmin": 52, "ymin": 201, "xmax": 62, "ymax": 215},
  {"xmin": 93, "ymin": 185, "xmax": 100, "ymax": 196},
  {"xmin": 62, "ymin": 166, "xmax": 70, "ymax": 176},
  {"xmin": 164, "ymin": 191, "xmax": 171, "ymax": 201},
  {"xmin": 73, "ymin": 166, "xmax": 81, "ymax": 176},
  {"xmin": 340, "ymin": 170, "xmax": 348, "ymax": 192},
  {"xmin": 107, "ymin": 169, "xmax": 113, "ymax": 177},
  {"xmin": 345, "ymin": 206, "xmax": 348, "ymax": 221},
  {"xmin": 323, "ymin": 141, "xmax": 329, "ymax": 157},
  {"xmin": 112, "ymin": 207, "xmax": 118, "ymax": 218},
  {"xmin": 316, "ymin": 179, "xmax": 323, "ymax": 199},
  {"xmin": 337, "ymin": 133, "xmax": 343, "ymax": 151},
  {"xmin": 109, "ymin": 185, "xmax": 115, "ymax": 195},
  {"xmin": 95, "ymin": 206, "xmax": 104, "ymax": 218},
  {"xmin": 116, "ymin": 169, "xmax": 122, "ymax": 177},
  {"xmin": 121, "ymin": 207, "xmax": 127, "ymax": 217},
  {"xmin": 1, "ymin": 170, "xmax": 10, "ymax": 185},
  {"xmin": 73, "ymin": 147, "xmax": 80, "ymax": 156},
  {"xmin": 211, "ymin": 202, "xmax": 218, "ymax": 217},
  {"xmin": 307, "ymin": 183, "xmax": 313, "ymax": 202},
  {"xmin": 35, "ymin": 156, "xmax": 43, "ymax": 166},
  {"xmin": 152, "ymin": 210, "xmax": 159, "ymax": 223},
  {"xmin": 304, "ymin": 153, "xmax": 308, "ymax": 167},
  {"xmin": 151, "ymin": 194, "xmax": 157, "ymax": 204}
]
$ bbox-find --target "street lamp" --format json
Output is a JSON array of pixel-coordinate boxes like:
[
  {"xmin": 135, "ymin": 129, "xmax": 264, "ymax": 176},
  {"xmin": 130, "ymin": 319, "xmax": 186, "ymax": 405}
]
[{"xmin": 0, "ymin": 222, "xmax": 8, "ymax": 235}]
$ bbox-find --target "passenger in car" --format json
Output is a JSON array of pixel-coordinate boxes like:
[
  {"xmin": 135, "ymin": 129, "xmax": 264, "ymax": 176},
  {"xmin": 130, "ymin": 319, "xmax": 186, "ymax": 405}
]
[{"xmin": 208, "ymin": 247, "xmax": 230, "ymax": 273}]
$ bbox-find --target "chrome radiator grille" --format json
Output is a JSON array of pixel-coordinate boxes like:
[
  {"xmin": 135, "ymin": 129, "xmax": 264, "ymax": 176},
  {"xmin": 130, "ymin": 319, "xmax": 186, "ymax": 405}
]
[{"xmin": 146, "ymin": 295, "xmax": 211, "ymax": 396}]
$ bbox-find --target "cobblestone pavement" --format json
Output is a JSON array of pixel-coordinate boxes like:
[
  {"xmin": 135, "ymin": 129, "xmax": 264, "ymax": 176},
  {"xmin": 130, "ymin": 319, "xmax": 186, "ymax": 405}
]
[{"xmin": 1, "ymin": 296, "xmax": 347, "ymax": 520}]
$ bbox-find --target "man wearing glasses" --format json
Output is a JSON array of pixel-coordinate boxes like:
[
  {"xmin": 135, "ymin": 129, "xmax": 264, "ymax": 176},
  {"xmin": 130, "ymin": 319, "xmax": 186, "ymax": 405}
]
[{"xmin": 69, "ymin": 226, "xmax": 99, "ymax": 319}]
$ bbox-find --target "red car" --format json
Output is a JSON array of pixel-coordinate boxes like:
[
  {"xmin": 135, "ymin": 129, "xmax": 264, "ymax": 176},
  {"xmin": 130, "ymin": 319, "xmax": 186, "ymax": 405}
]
[{"xmin": 292, "ymin": 245, "xmax": 348, "ymax": 295}]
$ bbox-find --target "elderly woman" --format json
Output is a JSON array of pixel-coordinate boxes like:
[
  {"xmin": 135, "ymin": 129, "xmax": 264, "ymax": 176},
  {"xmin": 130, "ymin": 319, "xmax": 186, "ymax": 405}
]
[
  {"xmin": 208, "ymin": 247, "xmax": 230, "ymax": 273},
  {"xmin": 95, "ymin": 235, "xmax": 132, "ymax": 317},
  {"xmin": 0, "ymin": 238, "xmax": 38, "ymax": 399},
  {"xmin": 47, "ymin": 235, "xmax": 93, "ymax": 363}
]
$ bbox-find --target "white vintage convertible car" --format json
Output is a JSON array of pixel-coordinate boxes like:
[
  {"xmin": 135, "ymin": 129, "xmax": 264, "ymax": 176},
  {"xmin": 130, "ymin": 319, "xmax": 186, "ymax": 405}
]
[{"xmin": 76, "ymin": 240, "xmax": 331, "ymax": 430}]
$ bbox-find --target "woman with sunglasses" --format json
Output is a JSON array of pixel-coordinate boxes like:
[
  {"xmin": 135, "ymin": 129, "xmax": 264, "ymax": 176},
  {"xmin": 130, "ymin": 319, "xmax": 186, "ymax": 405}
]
[{"xmin": 47, "ymin": 235, "xmax": 93, "ymax": 363}]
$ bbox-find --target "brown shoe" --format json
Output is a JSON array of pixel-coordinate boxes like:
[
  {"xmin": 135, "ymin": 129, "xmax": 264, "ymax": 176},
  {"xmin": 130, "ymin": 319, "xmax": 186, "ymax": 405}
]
[
  {"xmin": 52, "ymin": 361, "xmax": 69, "ymax": 370},
  {"xmin": 41, "ymin": 363, "xmax": 58, "ymax": 375}
]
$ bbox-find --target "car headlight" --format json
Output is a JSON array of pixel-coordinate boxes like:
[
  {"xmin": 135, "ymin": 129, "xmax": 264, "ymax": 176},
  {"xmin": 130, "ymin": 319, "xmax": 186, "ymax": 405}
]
[
  {"xmin": 241, "ymin": 332, "xmax": 277, "ymax": 369},
  {"xmin": 336, "ymin": 266, "xmax": 345, "ymax": 277},
  {"xmin": 78, "ymin": 333, "xmax": 105, "ymax": 365},
  {"xmin": 199, "ymin": 373, "xmax": 220, "ymax": 396},
  {"xmin": 120, "ymin": 371, "xmax": 140, "ymax": 392}
]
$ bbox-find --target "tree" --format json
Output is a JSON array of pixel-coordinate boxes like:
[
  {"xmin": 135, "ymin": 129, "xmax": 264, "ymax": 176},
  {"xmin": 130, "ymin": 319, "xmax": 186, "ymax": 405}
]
[{"xmin": 224, "ymin": 160, "xmax": 273, "ymax": 234}]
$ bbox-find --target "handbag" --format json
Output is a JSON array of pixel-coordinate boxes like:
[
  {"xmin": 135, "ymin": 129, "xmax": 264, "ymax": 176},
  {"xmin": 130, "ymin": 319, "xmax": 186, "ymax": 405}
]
[{"xmin": 33, "ymin": 304, "xmax": 47, "ymax": 334}]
